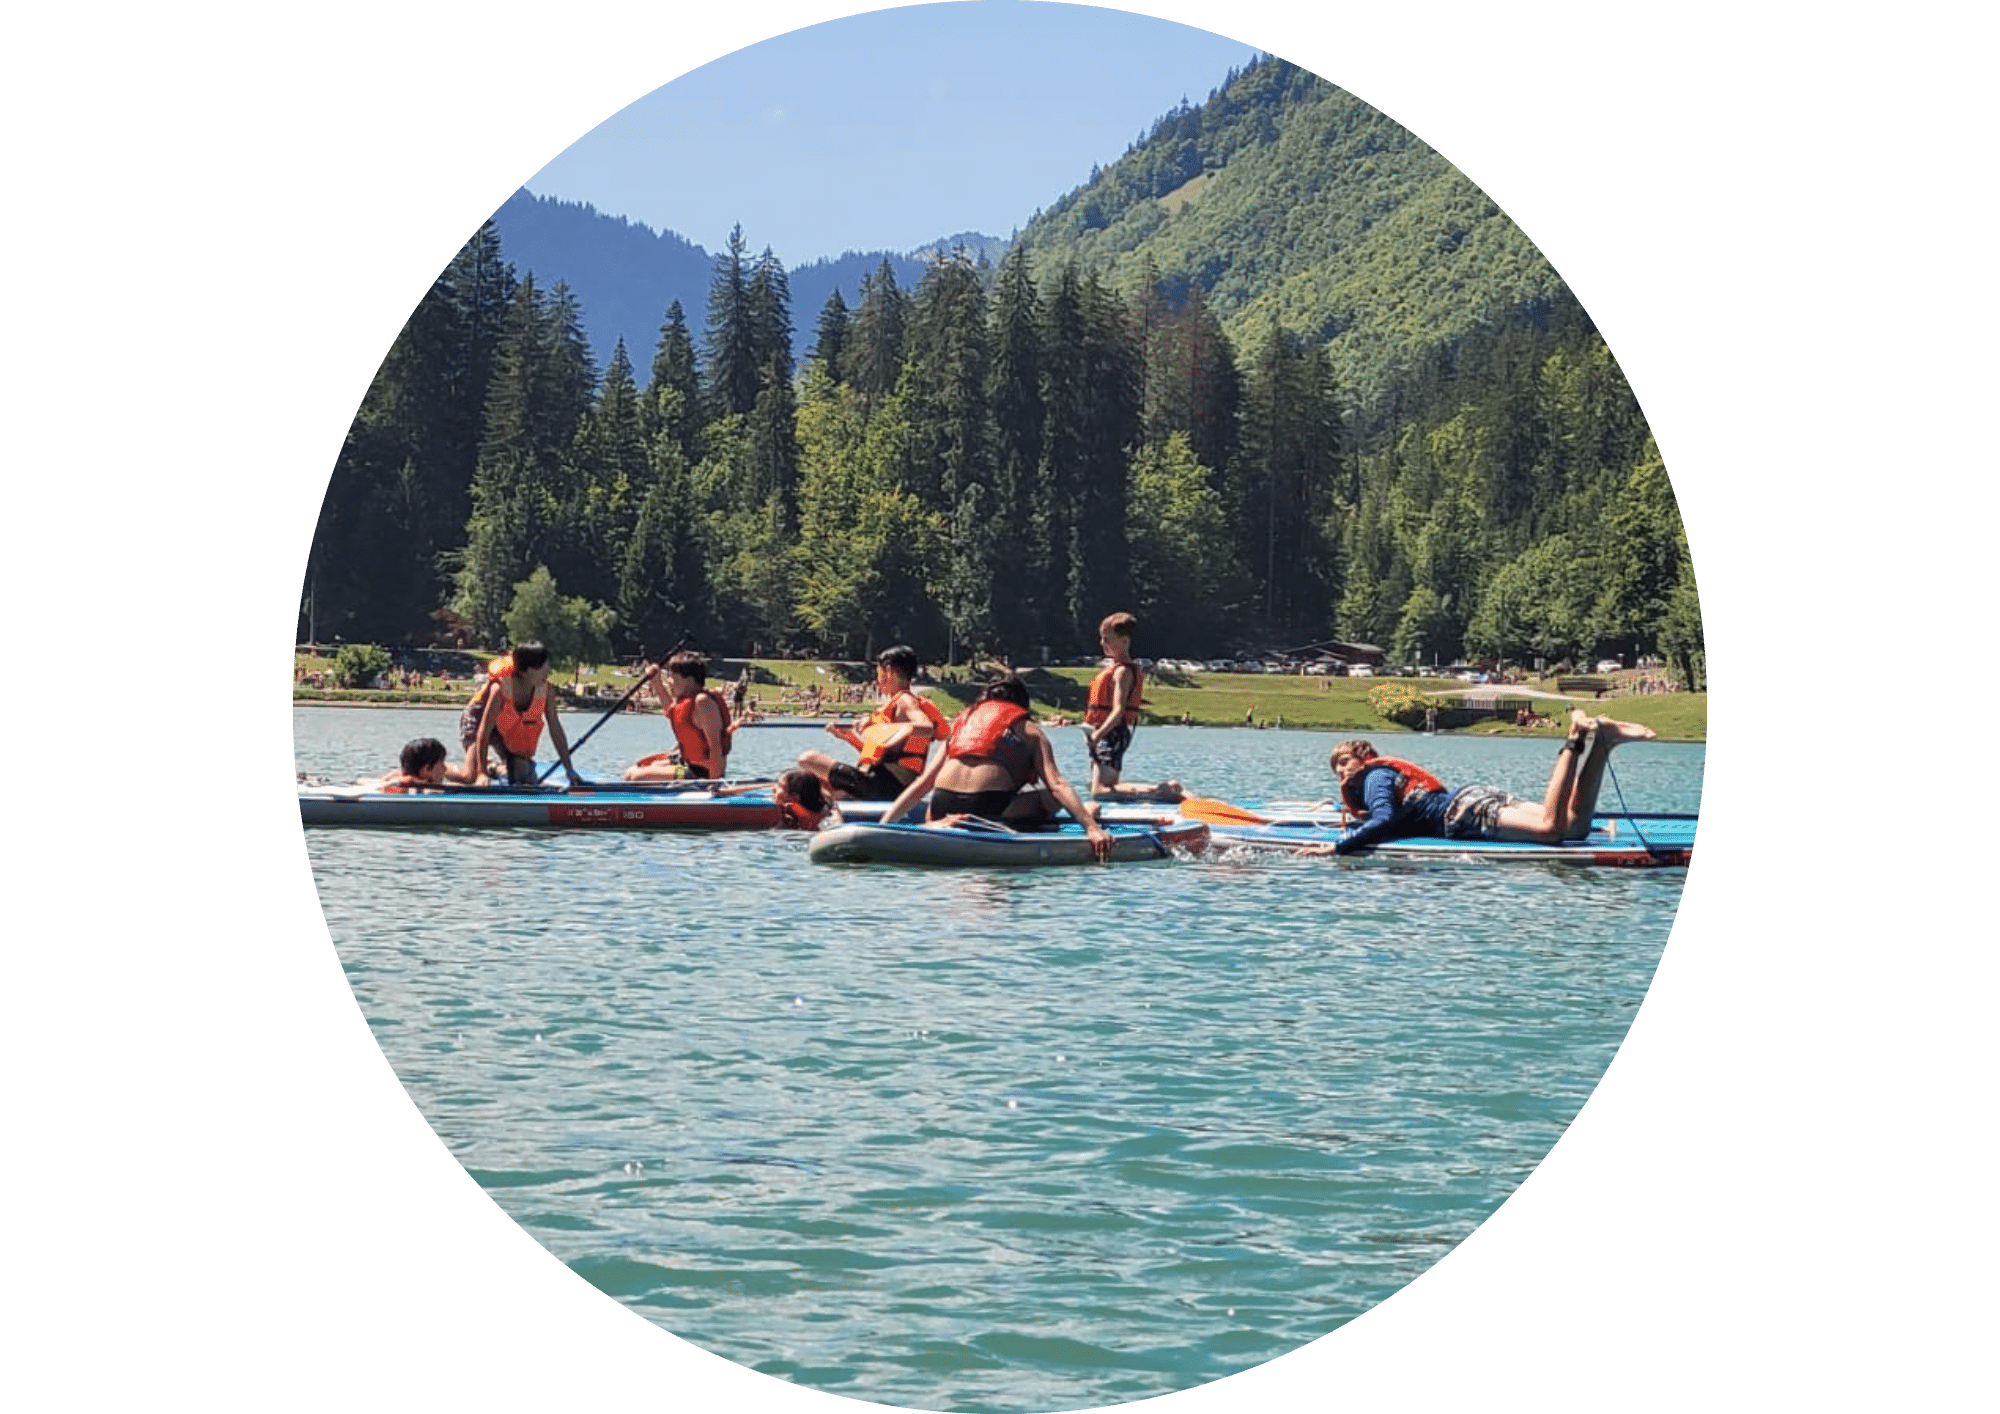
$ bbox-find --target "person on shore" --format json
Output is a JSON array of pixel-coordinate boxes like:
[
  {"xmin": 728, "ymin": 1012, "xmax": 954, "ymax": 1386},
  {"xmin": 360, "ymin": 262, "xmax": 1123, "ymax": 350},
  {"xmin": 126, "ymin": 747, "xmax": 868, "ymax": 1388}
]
[
  {"xmin": 1299, "ymin": 710, "xmax": 1658, "ymax": 857},
  {"xmin": 625, "ymin": 649, "xmax": 733, "ymax": 781},
  {"xmin": 795, "ymin": 644, "xmax": 950, "ymax": 801},
  {"xmin": 1083, "ymin": 612, "xmax": 1182, "ymax": 801},
  {"xmin": 879, "ymin": 674, "xmax": 1112, "ymax": 861},
  {"xmin": 371, "ymin": 736, "xmax": 468, "ymax": 792},
  {"xmin": 459, "ymin": 643, "xmax": 582, "ymax": 786}
]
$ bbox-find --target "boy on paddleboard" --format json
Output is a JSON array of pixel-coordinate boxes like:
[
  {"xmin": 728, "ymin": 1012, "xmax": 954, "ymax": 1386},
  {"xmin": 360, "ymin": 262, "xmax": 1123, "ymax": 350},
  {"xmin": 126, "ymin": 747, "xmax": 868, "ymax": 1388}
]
[
  {"xmin": 1299, "ymin": 710, "xmax": 1657, "ymax": 856},
  {"xmin": 369, "ymin": 736, "xmax": 461, "ymax": 791},
  {"xmin": 1083, "ymin": 612, "xmax": 1183, "ymax": 801},
  {"xmin": 796, "ymin": 644, "xmax": 949, "ymax": 801},
  {"xmin": 459, "ymin": 643, "xmax": 582, "ymax": 787},
  {"xmin": 624, "ymin": 649, "xmax": 733, "ymax": 782}
]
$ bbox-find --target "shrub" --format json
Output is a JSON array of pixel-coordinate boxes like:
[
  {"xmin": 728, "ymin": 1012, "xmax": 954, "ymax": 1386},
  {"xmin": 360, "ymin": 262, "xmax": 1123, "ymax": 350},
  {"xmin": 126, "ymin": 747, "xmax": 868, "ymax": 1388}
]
[
  {"xmin": 330, "ymin": 643, "xmax": 393, "ymax": 689},
  {"xmin": 1367, "ymin": 681, "xmax": 1443, "ymax": 728}
]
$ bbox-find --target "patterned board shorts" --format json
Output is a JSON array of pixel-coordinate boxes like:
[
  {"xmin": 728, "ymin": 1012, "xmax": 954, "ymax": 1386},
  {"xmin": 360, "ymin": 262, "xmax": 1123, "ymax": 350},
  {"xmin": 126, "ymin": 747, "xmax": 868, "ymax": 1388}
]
[
  {"xmin": 1442, "ymin": 784, "xmax": 1520, "ymax": 839},
  {"xmin": 1088, "ymin": 722, "xmax": 1133, "ymax": 771}
]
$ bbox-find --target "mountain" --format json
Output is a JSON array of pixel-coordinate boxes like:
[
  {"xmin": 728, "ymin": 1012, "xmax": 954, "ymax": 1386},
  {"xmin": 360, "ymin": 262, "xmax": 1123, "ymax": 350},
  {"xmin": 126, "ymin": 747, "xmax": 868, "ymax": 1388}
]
[
  {"xmin": 492, "ymin": 188, "xmax": 1001, "ymax": 373},
  {"xmin": 1008, "ymin": 55, "xmax": 1566, "ymax": 426}
]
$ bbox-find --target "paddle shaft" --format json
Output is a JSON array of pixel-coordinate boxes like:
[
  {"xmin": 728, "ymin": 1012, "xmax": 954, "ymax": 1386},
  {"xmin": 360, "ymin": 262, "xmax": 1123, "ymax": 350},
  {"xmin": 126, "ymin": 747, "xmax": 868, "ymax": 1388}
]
[{"xmin": 537, "ymin": 668, "xmax": 655, "ymax": 783}]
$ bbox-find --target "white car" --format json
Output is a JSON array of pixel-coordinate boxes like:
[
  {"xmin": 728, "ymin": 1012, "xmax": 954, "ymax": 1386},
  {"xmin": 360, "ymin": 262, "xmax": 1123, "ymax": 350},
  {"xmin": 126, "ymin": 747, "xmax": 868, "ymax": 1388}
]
[{"xmin": 1348, "ymin": 664, "xmax": 1373, "ymax": 677}]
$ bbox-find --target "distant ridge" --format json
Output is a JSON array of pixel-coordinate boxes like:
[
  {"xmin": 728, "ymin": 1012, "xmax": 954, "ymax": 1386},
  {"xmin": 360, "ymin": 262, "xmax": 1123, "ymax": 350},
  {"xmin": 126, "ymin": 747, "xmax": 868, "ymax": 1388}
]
[{"xmin": 495, "ymin": 189, "xmax": 1002, "ymax": 372}]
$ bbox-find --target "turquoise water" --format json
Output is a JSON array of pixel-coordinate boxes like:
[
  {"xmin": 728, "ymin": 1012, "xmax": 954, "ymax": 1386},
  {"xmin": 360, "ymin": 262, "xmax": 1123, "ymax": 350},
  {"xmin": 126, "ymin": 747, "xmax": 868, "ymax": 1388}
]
[{"xmin": 299, "ymin": 705, "xmax": 1700, "ymax": 1414}]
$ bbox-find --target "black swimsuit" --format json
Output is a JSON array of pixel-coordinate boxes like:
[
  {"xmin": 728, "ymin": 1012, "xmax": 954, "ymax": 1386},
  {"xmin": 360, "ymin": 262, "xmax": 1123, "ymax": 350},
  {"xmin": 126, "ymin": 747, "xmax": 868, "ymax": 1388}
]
[{"xmin": 927, "ymin": 786, "xmax": 1021, "ymax": 822}]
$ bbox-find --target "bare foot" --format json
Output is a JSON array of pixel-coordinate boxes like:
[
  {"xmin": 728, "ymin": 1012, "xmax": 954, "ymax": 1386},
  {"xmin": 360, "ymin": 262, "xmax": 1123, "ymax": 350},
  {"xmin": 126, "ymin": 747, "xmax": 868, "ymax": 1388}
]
[
  {"xmin": 1593, "ymin": 715, "xmax": 1658, "ymax": 745},
  {"xmin": 1570, "ymin": 707, "xmax": 1594, "ymax": 733}
]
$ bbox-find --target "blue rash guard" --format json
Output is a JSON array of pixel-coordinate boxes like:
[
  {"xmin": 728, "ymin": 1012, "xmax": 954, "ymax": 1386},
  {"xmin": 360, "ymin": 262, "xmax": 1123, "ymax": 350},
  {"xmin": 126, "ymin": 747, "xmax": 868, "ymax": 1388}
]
[{"xmin": 1334, "ymin": 763, "xmax": 1461, "ymax": 854}]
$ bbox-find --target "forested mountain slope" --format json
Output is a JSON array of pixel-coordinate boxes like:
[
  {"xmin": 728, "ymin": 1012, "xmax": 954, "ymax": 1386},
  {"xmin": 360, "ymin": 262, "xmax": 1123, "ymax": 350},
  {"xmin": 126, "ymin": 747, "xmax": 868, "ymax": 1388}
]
[{"xmin": 1011, "ymin": 56, "xmax": 1564, "ymax": 428}]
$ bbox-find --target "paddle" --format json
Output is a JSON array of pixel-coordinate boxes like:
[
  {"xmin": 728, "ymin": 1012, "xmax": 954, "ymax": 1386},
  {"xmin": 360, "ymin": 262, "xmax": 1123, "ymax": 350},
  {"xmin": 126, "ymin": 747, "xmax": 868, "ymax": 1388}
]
[
  {"xmin": 1177, "ymin": 795, "xmax": 1277, "ymax": 826},
  {"xmin": 537, "ymin": 659, "xmax": 656, "ymax": 784}
]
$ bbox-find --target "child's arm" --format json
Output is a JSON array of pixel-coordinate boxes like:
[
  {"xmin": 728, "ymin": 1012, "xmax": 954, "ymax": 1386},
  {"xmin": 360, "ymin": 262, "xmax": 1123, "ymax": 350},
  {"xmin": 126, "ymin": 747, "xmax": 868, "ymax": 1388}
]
[
  {"xmin": 544, "ymin": 698, "xmax": 582, "ymax": 785},
  {"xmin": 1037, "ymin": 731, "xmax": 1112, "ymax": 861},
  {"xmin": 464, "ymin": 681, "xmax": 500, "ymax": 784}
]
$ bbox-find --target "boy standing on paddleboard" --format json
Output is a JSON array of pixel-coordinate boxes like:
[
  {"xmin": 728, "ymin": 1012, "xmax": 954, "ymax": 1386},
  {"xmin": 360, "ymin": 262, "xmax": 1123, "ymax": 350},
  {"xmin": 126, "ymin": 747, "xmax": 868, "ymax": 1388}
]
[
  {"xmin": 796, "ymin": 644, "xmax": 950, "ymax": 801},
  {"xmin": 1084, "ymin": 612, "xmax": 1183, "ymax": 801}
]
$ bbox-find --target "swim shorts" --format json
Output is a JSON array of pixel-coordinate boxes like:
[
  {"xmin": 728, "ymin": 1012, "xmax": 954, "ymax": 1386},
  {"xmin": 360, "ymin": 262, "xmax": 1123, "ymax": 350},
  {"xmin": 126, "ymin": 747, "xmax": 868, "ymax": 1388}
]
[
  {"xmin": 929, "ymin": 786, "xmax": 1035, "ymax": 824},
  {"xmin": 1442, "ymin": 784, "xmax": 1519, "ymax": 839},
  {"xmin": 458, "ymin": 699, "xmax": 532, "ymax": 782},
  {"xmin": 827, "ymin": 761, "xmax": 908, "ymax": 800},
  {"xmin": 1087, "ymin": 723, "xmax": 1132, "ymax": 772}
]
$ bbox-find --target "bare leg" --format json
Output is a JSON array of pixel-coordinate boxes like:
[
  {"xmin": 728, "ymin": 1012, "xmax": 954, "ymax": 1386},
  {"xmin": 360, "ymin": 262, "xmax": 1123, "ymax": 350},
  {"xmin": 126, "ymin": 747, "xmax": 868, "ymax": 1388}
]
[
  {"xmin": 1561, "ymin": 714, "xmax": 1658, "ymax": 836},
  {"xmin": 795, "ymin": 749, "xmax": 842, "ymax": 793},
  {"xmin": 1091, "ymin": 777, "xmax": 1186, "ymax": 800},
  {"xmin": 1493, "ymin": 713, "xmax": 1591, "ymax": 843}
]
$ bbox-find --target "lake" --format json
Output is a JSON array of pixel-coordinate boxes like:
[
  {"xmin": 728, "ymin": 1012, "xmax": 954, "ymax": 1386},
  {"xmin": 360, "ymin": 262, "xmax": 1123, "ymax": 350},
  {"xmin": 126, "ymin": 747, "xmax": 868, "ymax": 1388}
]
[{"xmin": 298, "ymin": 704, "xmax": 1701, "ymax": 1414}]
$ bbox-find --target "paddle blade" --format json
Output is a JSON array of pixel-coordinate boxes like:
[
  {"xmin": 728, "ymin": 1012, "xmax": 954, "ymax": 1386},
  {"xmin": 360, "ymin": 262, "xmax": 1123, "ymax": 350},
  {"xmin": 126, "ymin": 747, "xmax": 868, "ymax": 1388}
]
[{"xmin": 1178, "ymin": 796, "xmax": 1273, "ymax": 826}]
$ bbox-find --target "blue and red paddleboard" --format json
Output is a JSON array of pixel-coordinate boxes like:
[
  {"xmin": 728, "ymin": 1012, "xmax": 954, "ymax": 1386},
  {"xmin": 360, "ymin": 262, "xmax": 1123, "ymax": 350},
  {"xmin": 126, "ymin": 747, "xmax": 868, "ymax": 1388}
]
[
  {"xmin": 297, "ymin": 779, "xmax": 804, "ymax": 831},
  {"xmin": 1198, "ymin": 813, "xmax": 1695, "ymax": 867}
]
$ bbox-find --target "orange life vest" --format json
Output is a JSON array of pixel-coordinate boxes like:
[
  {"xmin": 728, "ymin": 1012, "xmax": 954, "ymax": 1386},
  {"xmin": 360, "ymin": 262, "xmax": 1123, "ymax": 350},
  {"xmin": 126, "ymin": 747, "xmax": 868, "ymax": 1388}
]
[
  {"xmin": 1084, "ymin": 660, "xmax": 1143, "ymax": 727},
  {"xmin": 478, "ymin": 657, "xmax": 546, "ymax": 756},
  {"xmin": 1340, "ymin": 756, "xmax": 1448, "ymax": 815},
  {"xmin": 945, "ymin": 700, "xmax": 1039, "ymax": 786},
  {"xmin": 378, "ymin": 772, "xmax": 431, "ymax": 794},
  {"xmin": 780, "ymin": 797, "xmax": 827, "ymax": 831},
  {"xmin": 666, "ymin": 687, "xmax": 733, "ymax": 778},
  {"xmin": 856, "ymin": 690, "xmax": 951, "ymax": 775}
]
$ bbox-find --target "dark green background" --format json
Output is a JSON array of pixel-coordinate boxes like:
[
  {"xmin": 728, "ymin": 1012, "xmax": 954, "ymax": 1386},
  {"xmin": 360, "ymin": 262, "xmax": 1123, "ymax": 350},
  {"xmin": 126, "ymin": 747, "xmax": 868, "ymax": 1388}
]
[{"xmin": 15, "ymin": 0, "xmax": 1976, "ymax": 1408}]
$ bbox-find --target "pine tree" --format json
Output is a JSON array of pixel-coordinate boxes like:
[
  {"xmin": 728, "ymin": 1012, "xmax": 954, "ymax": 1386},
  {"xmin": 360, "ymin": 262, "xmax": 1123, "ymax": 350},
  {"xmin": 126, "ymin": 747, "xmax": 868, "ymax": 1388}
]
[
  {"xmin": 1231, "ymin": 318, "xmax": 1342, "ymax": 644},
  {"xmin": 1035, "ymin": 263, "xmax": 1089, "ymax": 653},
  {"xmin": 1065, "ymin": 270, "xmax": 1140, "ymax": 633},
  {"xmin": 842, "ymin": 258, "xmax": 908, "ymax": 416},
  {"xmin": 902, "ymin": 249, "xmax": 996, "ymax": 658},
  {"xmin": 811, "ymin": 288, "xmax": 850, "ymax": 382},
  {"xmin": 986, "ymin": 243, "xmax": 1046, "ymax": 657},
  {"xmin": 704, "ymin": 224, "xmax": 759, "ymax": 419},
  {"xmin": 747, "ymin": 247, "xmax": 795, "ymax": 388},
  {"xmin": 642, "ymin": 299, "xmax": 703, "ymax": 464}
]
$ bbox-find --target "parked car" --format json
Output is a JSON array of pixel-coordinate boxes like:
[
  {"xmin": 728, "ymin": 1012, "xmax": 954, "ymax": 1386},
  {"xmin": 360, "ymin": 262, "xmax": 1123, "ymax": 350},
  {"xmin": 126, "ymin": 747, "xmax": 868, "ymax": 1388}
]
[
  {"xmin": 1348, "ymin": 664, "xmax": 1374, "ymax": 677},
  {"xmin": 1594, "ymin": 658, "xmax": 1624, "ymax": 674}
]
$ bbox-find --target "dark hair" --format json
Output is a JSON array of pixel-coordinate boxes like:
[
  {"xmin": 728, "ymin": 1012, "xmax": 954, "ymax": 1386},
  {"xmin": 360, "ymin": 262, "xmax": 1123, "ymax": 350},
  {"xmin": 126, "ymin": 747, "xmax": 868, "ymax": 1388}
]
[
  {"xmin": 982, "ymin": 673, "xmax": 1032, "ymax": 710},
  {"xmin": 509, "ymin": 642, "xmax": 550, "ymax": 671},
  {"xmin": 665, "ymin": 649, "xmax": 708, "ymax": 684},
  {"xmin": 876, "ymin": 644, "xmax": 920, "ymax": 679},
  {"xmin": 400, "ymin": 736, "xmax": 448, "ymax": 774},
  {"xmin": 779, "ymin": 767, "xmax": 826, "ymax": 813}
]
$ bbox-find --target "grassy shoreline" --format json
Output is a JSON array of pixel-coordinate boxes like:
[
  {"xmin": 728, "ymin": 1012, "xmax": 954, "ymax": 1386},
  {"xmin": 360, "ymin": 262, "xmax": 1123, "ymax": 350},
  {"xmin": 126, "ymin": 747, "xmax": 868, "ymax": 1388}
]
[{"xmin": 294, "ymin": 654, "xmax": 1706, "ymax": 742}]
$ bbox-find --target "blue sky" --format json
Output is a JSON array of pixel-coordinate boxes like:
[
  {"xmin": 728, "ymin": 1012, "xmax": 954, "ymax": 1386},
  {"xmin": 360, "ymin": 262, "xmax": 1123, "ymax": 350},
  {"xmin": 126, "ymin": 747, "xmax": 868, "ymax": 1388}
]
[{"xmin": 524, "ymin": 2, "xmax": 1260, "ymax": 263}]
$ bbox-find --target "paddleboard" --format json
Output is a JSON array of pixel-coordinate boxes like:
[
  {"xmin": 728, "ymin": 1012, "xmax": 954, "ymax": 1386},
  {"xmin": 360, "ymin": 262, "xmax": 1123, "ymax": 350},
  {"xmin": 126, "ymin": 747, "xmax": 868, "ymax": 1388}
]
[
  {"xmin": 808, "ymin": 817, "xmax": 1209, "ymax": 867},
  {"xmin": 299, "ymin": 781, "xmax": 802, "ymax": 831}
]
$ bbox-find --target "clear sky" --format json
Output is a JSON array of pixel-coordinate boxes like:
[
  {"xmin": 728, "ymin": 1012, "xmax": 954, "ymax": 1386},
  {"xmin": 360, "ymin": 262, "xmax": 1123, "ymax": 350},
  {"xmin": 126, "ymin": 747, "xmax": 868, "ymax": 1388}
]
[{"xmin": 524, "ymin": 1, "xmax": 1261, "ymax": 263}]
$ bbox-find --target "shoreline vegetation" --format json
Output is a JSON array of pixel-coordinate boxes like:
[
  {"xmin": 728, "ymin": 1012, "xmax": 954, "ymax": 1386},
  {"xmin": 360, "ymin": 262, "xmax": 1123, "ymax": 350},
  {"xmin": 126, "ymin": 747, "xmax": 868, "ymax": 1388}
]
[{"xmin": 293, "ymin": 650, "xmax": 1707, "ymax": 742}]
